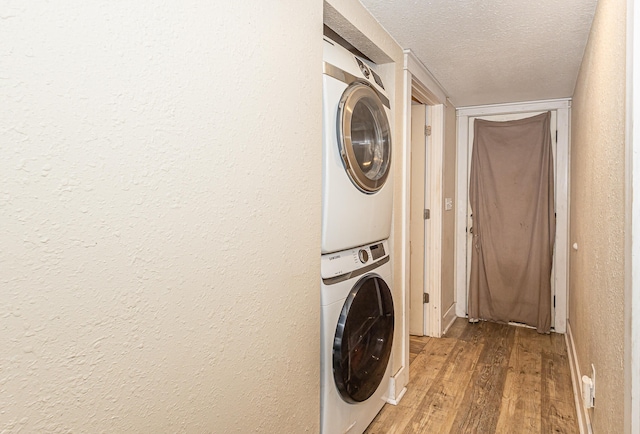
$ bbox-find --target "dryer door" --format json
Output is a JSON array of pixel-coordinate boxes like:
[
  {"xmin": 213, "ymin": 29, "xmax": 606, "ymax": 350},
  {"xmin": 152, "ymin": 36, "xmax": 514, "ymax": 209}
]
[
  {"xmin": 337, "ymin": 82, "xmax": 391, "ymax": 193},
  {"xmin": 333, "ymin": 274, "xmax": 394, "ymax": 403}
]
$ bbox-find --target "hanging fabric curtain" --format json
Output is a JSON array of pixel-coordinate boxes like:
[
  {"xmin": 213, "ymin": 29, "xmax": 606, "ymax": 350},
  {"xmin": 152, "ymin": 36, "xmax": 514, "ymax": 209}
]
[{"xmin": 468, "ymin": 112, "xmax": 555, "ymax": 333}]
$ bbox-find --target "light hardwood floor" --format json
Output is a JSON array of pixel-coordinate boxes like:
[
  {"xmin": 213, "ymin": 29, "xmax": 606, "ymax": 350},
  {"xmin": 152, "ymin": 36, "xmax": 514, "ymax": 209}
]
[{"xmin": 365, "ymin": 318, "xmax": 578, "ymax": 433}]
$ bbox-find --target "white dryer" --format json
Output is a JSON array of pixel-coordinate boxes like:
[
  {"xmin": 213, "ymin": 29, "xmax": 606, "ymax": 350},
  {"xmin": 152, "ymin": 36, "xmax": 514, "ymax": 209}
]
[
  {"xmin": 322, "ymin": 37, "xmax": 393, "ymax": 254},
  {"xmin": 321, "ymin": 239, "xmax": 394, "ymax": 434}
]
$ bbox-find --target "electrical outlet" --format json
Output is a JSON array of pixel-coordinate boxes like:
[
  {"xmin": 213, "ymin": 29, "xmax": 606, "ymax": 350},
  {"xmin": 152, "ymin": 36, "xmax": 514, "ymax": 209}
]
[
  {"xmin": 591, "ymin": 364, "xmax": 596, "ymax": 404},
  {"xmin": 582, "ymin": 375, "xmax": 594, "ymax": 408}
]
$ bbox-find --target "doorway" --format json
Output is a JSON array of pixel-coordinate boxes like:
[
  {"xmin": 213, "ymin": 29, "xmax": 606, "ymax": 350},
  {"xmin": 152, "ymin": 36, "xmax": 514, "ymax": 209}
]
[
  {"xmin": 409, "ymin": 103, "xmax": 430, "ymax": 336},
  {"xmin": 407, "ymin": 98, "xmax": 444, "ymax": 339},
  {"xmin": 466, "ymin": 111, "xmax": 557, "ymax": 330},
  {"xmin": 455, "ymin": 100, "xmax": 570, "ymax": 333},
  {"xmin": 390, "ymin": 50, "xmax": 449, "ymax": 404}
]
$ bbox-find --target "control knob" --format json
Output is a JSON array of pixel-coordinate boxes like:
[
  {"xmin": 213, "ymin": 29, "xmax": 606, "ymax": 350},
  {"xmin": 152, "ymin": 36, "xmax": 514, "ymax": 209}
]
[{"xmin": 358, "ymin": 249, "xmax": 369, "ymax": 263}]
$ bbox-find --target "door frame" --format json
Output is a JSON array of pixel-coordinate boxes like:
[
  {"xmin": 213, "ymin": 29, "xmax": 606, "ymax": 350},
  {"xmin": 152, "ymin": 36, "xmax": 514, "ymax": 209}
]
[
  {"xmin": 407, "ymin": 103, "xmax": 445, "ymax": 338},
  {"xmin": 465, "ymin": 110, "xmax": 558, "ymax": 329},
  {"xmin": 455, "ymin": 99, "xmax": 570, "ymax": 333},
  {"xmin": 403, "ymin": 51, "xmax": 446, "ymax": 341},
  {"xmin": 389, "ymin": 49, "xmax": 447, "ymax": 404},
  {"xmin": 409, "ymin": 103, "xmax": 430, "ymax": 337}
]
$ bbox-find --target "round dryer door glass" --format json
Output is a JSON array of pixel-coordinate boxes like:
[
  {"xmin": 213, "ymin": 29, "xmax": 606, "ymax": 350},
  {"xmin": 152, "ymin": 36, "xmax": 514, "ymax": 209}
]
[
  {"xmin": 333, "ymin": 274, "xmax": 394, "ymax": 403},
  {"xmin": 338, "ymin": 82, "xmax": 391, "ymax": 193}
]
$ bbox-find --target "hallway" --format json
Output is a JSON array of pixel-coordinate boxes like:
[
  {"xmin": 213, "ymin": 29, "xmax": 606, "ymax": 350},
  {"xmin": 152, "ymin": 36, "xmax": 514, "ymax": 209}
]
[{"xmin": 365, "ymin": 318, "xmax": 578, "ymax": 433}]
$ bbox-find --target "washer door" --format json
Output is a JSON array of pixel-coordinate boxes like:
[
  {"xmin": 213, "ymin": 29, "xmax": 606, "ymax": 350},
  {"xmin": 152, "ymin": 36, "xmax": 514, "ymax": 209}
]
[
  {"xmin": 333, "ymin": 274, "xmax": 394, "ymax": 403},
  {"xmin": 337, "ymin": 82, "xmax": 392, "ymax": 193}
]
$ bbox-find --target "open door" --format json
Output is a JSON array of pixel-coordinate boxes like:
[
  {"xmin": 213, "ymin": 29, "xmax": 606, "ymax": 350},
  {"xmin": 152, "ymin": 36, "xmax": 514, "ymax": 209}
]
[{"xmin": 409, "ymin": 104, "xmax": 430, "ymax": 336}]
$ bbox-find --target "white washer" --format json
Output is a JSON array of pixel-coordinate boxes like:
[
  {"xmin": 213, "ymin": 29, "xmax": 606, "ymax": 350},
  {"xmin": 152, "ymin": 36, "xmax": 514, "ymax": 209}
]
[
  {"xmin": 322, "ymin": 37, "xmax": 393, "ymax": 254},
  {"xmin": 321, "ymin": 239, "xmax": 394, "ymax": 434}
]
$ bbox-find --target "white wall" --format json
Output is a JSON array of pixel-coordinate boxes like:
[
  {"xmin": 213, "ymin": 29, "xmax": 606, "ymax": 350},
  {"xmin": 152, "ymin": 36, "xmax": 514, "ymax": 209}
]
[
  {"xmin": 626, "ymin": 1, "xmax": 640, "ymax": 431},
  {"xmin": 1, "ymin": 2, "xmax": 322, "ymax": 432},
  {"xmin": 570, "ymin": 0, "xmax": 627, "ymax": 431}
]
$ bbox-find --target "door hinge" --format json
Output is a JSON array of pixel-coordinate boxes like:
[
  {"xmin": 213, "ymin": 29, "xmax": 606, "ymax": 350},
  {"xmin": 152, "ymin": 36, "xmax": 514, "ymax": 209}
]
[
  {"xmin": 553, "ymin": 296, "xmax": 556, "ymax": 308},
  {"xmin": 423, "ymin": 293, "xmax": 430, "ymax": 304},
  {"xmin": 424, "ymin": 209, "xmax": 430, "ymax": 220},
  {"xmin": 556, "ymin": 130, "xmax": 558, "ymax": 142},
  {"xmin": 425, "ymin": 125, "xmax": 432, "ymax": 136}
]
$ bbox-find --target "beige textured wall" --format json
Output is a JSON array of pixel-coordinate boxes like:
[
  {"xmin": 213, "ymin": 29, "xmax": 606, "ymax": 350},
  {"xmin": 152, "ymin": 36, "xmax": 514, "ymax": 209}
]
[
  {"xmin": 1, "ymin": 1, "xmax": 322, "ymax": 432},
  {"xmin": 569, "ymin": 0, "xmax": 626, "ymax": 431},
  {"xmin": 325, "ymin": 0, "xmax": 405, "ymax": 375},
  {"xmin": 441, "ymin": 103, "xmax": 457, "ymax": 314}
]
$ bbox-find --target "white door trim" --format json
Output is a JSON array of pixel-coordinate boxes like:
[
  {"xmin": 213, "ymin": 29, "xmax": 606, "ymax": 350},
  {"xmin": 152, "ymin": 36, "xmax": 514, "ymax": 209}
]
[
  {"xmin": 391, "ymin": 66, "xmax": 412, "ymax": 405},
  {"xmin": 428, "ymin": 104, "xmax": 444, "ymax": 337},
  {"xmin": 404, "ymin": 50, "xmax": 448, "ymax": 105},
  {"xmin": 391, "ymin": 50, "xmax": 447, "ymax": 404},
  {"xmin": 455, "ymin": 99, "xmax": 570, "ymax": 332},
  {"xmin": 409, "ymin": 104, "xmax": 429, "ymax": 337}
]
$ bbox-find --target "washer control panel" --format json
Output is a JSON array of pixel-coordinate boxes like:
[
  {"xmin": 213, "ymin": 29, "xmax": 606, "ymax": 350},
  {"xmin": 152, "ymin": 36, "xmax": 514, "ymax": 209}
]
[
  {"xmin": 321, "ymin": 240, "xmax": 388, "ymax": 279},
  {"xmin": 369, "ymin": 242, "xmax": 385, "ymax": 261}
]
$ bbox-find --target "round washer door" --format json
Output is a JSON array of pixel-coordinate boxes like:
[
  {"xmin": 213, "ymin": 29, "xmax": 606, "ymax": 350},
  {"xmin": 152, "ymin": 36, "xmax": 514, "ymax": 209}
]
[
  {"xmin": 333, "ymin": 274, "xmax": 394, "ymax": 403},
  {"xmin": 337, "ymin": 82, "xmax": 392, "ymax": 193}
]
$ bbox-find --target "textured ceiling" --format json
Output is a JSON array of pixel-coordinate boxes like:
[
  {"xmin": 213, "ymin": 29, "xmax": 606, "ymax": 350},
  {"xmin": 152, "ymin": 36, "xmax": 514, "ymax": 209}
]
[{"xmin": 360, "ymin": 0, "xmax": 598, "ymax": 107}]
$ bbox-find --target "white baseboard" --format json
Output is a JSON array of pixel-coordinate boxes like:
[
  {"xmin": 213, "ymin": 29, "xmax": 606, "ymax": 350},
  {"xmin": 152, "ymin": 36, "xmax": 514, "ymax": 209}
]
[
  {"xmin": 386, "ymin": 386, "xmax": 406, "ymax": 406},
  {"xmin": 386, "ymin": 365, "xmax": 407, "ymax": 405},
  {"xmin": 566, "ymin": 322, "xmax": 592, "ymax": 434},
  {"xmin": 442, "ymin": 303, "xmax": 457, "ymax": 335}
]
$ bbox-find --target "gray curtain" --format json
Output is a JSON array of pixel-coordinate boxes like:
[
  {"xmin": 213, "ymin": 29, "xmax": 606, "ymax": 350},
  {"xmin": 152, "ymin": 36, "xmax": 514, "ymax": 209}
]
[{"xmin": 468, "ymin": 112, "xmax": 555, "ymax": 333}]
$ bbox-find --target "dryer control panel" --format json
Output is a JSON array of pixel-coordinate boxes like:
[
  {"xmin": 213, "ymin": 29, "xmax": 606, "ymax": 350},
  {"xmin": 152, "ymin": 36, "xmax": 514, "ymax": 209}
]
[{"xmin": 321, "ymin": 240, "xmax": 388, "ymax": 279}]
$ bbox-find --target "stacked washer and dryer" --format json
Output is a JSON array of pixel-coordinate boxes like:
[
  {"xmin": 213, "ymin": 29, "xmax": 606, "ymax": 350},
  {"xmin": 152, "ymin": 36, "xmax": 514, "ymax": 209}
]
[{"xmin": 321, "ymin": 36, "xmax": 395, "ymax": 434}]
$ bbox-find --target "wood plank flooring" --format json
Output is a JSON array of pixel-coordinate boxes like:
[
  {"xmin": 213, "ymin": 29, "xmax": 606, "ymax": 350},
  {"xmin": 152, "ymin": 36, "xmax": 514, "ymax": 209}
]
[{"xmin": 364, "ymin": 318, "xmax": 578, "ymax": 433}]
